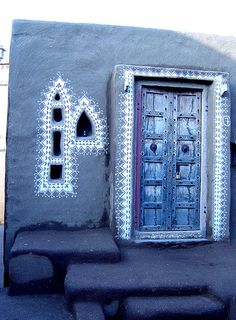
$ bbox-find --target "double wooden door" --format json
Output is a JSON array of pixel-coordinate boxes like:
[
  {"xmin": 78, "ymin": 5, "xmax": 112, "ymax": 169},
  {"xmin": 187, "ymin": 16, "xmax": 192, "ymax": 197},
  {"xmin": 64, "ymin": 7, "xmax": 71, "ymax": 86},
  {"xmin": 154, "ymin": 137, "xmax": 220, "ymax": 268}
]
[{"xmin": 135, "ymin": 84, "xmax": 201, "ymax": 232}]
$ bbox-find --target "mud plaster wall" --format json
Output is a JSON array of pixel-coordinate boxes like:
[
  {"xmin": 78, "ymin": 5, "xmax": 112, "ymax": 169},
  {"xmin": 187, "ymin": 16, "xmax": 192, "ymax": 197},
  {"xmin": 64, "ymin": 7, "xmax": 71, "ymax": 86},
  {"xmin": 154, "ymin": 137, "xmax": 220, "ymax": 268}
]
[{"xmin": 5, "ymin": 20, "xmax": 236, "ymax": 265}]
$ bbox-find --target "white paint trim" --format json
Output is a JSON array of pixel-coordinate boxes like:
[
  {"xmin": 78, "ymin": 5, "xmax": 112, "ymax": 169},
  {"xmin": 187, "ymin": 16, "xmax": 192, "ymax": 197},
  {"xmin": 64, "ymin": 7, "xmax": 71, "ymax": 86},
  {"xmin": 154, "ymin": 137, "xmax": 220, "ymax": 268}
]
[{"xmin": 113, "ymin": 65, "xmax": 230, "ymax": 241}]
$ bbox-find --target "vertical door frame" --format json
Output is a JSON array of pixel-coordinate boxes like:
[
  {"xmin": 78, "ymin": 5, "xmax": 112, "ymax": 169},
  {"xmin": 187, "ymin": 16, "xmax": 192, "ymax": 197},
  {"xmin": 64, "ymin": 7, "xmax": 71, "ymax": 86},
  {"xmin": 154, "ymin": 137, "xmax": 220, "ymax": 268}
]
[{"xmin": 111, "ymin": 65, "xmax": 230, "ymax": 242}]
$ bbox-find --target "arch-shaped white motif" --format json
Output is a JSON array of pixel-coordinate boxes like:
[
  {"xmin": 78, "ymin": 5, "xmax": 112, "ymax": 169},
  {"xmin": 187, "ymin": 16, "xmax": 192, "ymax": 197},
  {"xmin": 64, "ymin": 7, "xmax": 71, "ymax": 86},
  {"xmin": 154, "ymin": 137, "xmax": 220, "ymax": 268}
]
[
  {"xmin": 35, "ymin": 76, "xmax": 77, "ymax": 197},
  {"xmin": 73, "ymin": 94, "xmax": 108, "ymax": 155}
]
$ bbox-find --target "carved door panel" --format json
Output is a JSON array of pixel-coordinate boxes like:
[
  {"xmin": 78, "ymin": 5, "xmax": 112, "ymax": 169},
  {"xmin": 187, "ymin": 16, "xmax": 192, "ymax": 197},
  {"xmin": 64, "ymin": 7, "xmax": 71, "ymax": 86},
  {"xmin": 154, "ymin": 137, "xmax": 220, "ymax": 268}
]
[{"xmin": 135, "ymin": 85, "xmax": 201, "ymax": 233}]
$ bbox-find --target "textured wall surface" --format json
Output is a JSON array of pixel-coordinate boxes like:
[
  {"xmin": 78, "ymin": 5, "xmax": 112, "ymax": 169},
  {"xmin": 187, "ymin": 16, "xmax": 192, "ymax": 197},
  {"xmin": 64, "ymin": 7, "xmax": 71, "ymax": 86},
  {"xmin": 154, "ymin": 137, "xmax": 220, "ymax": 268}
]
[
  {"xmin": 0, "ymin": 63, "xmax": 8, "ymax": 225},
  {"xmin": 5, "ymin": 20, "xmax": 236, "ymax": 265}
]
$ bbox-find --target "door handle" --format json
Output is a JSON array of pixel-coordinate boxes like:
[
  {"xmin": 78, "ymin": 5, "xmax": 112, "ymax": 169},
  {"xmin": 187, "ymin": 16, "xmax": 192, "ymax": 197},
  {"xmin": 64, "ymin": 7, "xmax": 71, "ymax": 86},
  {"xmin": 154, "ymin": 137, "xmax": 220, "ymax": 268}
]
[{"xmin": 150, "ymin": 143, "xmax": 157, "ymax": 153}]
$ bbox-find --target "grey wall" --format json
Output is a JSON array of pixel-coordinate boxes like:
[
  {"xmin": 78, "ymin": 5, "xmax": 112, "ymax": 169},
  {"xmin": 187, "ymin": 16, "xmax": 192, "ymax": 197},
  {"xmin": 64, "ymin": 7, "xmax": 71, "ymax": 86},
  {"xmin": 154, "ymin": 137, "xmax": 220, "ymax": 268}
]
[{"xmin": 5, "ymin": 19, "xmax": 236, "ymax": 265}]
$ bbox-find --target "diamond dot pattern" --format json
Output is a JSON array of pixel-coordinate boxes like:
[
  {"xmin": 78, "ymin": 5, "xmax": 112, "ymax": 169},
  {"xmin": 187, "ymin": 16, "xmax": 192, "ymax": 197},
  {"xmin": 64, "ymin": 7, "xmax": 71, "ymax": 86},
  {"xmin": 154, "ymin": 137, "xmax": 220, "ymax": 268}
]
[{"xmin": 34, "ymin": 75, "xmax": 108, "ymax": 198}]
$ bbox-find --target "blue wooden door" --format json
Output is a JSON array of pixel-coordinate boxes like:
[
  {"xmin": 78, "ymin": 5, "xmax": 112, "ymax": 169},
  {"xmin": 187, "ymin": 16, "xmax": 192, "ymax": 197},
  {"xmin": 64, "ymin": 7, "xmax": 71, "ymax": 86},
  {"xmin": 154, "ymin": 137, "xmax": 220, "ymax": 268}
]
[{"xmin": 135, "ymin": 85, "xmax": 201, "ymax": 232}]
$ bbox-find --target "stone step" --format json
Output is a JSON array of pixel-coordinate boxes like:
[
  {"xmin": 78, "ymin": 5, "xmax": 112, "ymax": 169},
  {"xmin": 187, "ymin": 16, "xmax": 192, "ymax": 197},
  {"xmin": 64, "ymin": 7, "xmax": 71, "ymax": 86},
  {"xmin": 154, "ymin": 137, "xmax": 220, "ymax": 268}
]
[
  {"xmin": 9, "ymin": 228, "xmax": 120, "ymax": 294},
  {"xmin": 119, "ymin": 295, "xmax": 227, "ymax": 320},
  {"xmin": 10, "ymin": 228, "xmax": 120, "ymax": 265},
  {"xmin": 65, "ymin": 262, "xmax": 208, "ymax": 303}
]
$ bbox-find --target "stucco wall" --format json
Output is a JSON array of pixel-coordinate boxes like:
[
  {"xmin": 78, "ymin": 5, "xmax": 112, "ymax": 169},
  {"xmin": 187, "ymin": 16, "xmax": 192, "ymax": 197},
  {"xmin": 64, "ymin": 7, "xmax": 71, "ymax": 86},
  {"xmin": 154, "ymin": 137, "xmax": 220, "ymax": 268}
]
[
  {"xmin": 5, "ymin": 20, "xmax": 236, "ymax": 265},
  {"xmin": 0, "ymin": 63, "xmax": 8, "ymax": 225}
]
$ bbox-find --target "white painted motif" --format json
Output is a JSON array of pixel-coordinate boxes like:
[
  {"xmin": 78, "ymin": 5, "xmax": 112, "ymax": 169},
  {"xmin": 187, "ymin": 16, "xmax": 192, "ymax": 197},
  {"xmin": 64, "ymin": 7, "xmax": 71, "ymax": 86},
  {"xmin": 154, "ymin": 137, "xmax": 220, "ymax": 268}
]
[
  {"xmin": 223, "ymin": 116, "xmax": 231, "ymax": 127},
  {"xmin": 34, "ymin": 76, "xmax": 107, "ymax": 198},
  {"xmin": 72, "ymin": 94, "xmax": 108, "ymax": 155}
]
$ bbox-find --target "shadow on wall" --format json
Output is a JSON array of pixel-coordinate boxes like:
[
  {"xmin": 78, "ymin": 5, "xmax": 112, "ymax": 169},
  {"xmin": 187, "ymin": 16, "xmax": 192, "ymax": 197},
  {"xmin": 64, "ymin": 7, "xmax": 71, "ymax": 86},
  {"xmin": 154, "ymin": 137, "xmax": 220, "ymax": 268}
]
[
  {"xmin": 0, "ymin": 63, "xmax": 8, "ymax": 225},
  {"xmin": 0, "ymin": 225, "xmax": 3, "ymax": 287},
  {"xmin": 0, "ymin": 152, "xmax": 5, "ymax": 224}
]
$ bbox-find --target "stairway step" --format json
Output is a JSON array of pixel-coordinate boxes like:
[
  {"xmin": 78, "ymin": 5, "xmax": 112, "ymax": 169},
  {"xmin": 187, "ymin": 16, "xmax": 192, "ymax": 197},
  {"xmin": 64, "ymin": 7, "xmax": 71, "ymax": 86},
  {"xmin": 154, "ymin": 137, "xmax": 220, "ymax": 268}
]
[
  {"xmin": 119, "ymin": 295, "xmax": 227, "ymax": 320},
  {"xmin": 73, "ymin": 302, "xmax": 105, "ymax": 320},
  {"xmin": 65, "ymin": 262, "xmax": 207, "ymax": 302},
  {"xmin": 9, "ymin": 228, "xmax": 120, "ymax": 294},
  {"xmin": 10, "ymin": 228, "xmax": 120, "ymax": 266}
]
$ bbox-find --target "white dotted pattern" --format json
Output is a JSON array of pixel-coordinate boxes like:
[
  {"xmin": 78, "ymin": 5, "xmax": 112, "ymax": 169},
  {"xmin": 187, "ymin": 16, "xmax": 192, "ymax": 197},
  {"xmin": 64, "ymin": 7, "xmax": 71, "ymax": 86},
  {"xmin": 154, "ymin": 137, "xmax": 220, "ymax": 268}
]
[
  {"xmin": 72, "ymin": 94, "xmax": 108, "ymax": 155},
  {"xmin": 34, "ymin": 76, "xmax": 107, "ymax": 198}
]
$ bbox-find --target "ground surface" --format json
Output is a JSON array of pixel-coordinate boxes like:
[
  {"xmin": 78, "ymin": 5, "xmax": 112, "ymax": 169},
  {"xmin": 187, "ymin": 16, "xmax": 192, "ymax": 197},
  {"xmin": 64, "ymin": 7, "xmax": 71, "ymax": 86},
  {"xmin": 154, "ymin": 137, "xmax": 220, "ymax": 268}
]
[{"xmin": 0, "ymin": 289, "xmax": 73, "ymax": 320}]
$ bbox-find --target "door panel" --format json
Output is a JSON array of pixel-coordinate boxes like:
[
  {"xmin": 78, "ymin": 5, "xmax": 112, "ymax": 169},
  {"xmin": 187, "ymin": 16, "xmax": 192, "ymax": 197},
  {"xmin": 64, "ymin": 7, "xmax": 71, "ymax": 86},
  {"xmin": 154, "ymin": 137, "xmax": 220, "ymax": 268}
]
[
  {"xmin": 145, "ymin": 116, "xmax": 165, "ymax": 135},
  {"xmin": 177, "ymin": 164, "xmax": 196, "ymax": 180},
  {"xmin": 144, "ymin": 162, "xmax": 163, "ymax": 180},
  {"xmin": 178, "ymin": 95, "xmax": 198, "ymax": 113},
  {"xmin": 144, "ymin": 186, "xmax": 162, "ymax": 202},
  {"xmin": 143, "ymin": 208, "xmax": 162, "ymax": 227},
  {"xmin": 176, "ymin": 186, "xmax": 195, "ymax": 202},
  {"xmin": 177, "ymin": 118, "xmax": 196, "ymax": 136},
  {"xmin": 137, "ymin": 85, "xmax": 201, "ymax": 232}
]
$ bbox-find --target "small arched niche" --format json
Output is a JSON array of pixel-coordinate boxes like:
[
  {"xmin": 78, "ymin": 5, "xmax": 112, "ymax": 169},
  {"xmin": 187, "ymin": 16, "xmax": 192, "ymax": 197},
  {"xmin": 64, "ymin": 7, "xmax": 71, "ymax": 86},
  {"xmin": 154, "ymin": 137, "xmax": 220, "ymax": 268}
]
[
  {"xmin": 54, "ymin": 92, "xmax": 61, "ymax": 101},
  {"xmin": 76, "ymin": 111, "xmax": 93, "ymax": 138}
]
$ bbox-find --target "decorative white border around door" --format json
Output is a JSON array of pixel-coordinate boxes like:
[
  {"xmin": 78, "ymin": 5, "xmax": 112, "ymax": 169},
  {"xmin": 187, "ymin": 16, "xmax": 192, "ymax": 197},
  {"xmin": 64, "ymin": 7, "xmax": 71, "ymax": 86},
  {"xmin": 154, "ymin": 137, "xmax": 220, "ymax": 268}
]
[{"xmin": 112, "ymin": 65, "xmax": 230, "ymax": 241}]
